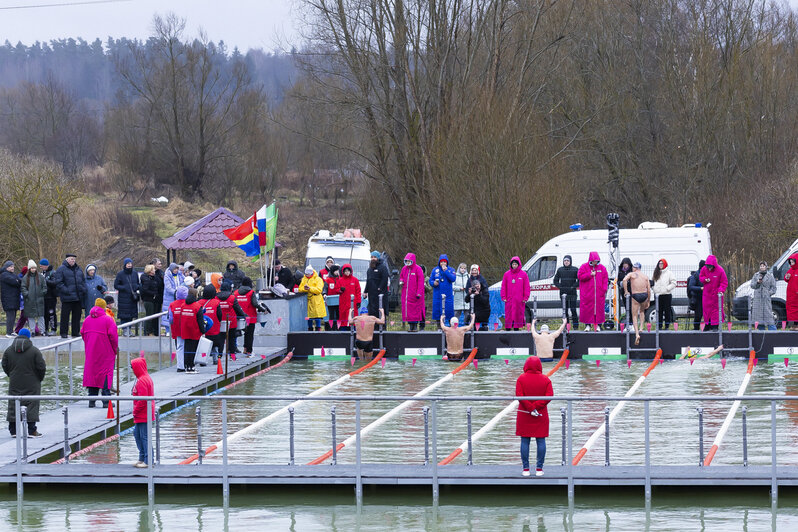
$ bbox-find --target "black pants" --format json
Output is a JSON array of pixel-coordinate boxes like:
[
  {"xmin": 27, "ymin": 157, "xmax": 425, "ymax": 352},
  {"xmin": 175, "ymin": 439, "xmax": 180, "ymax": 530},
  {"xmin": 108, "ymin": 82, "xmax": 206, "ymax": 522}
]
[
  {"xmin": 8, "ymin": 422, "xmax": 36, "ymax": 436},
  {"xmin": 657, "ymin": 294, "xmax": 673, "ymax": 329},
  {"xmin": 563, "ymin": 293, "xmax": 578, "ymax": 327},
  {"xmin": 87, "ymin": 376, "xmax": 111, "ymax": 408},
  {"xmin": 367, "ymin": 294, "xmax": 388, "ymax": 322},
  {"xmin": 44, "ymin": 299, "xmax": 57, "ymax": 332},
  {"xmin": 243, "ymin": 323, "xmax": 255, "ymax": 353},
  {"xmin": 143, "ymin": 301, "xmax": 158, "ymax": 335},
  {"xmin": 5, "ymin": 309, "xmax": 16, "ymax": 335},
  {"xmin": 692, "ymin": 299, "xmax": 703, "ymax": 330},
  {"xmin": 324, "ymin": 306, "xmax": 340, "ymax": 330},
  {"xmin": 210, "ymin": 333, "xmax": 226, "ymax": 362},
  {"xmin": 60, "ymin": 301, "xmax": 82, "ymax": 337},
  {"xmin": 184, "ymin": 339, "xmax": 198, "ymax": 370}
]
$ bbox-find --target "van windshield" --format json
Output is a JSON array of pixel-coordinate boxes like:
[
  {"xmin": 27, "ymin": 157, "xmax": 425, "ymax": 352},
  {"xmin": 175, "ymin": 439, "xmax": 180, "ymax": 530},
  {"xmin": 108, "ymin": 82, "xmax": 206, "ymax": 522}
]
[
  {"xmin": 526, "ymin": 256, "xmax": 557, "ymax": 282},
  {"xmin": 305, "ymin": 258, "xmax": 370, "ymax": 282},
  {"xmin": 773, "ymin": 247, "xmax": 796, "ymax": 280}
]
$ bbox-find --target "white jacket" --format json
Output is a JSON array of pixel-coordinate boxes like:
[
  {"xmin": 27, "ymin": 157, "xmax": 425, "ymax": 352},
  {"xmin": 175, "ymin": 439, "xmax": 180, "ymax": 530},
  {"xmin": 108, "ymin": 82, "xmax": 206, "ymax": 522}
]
[{"xmin": 652, "ymin": 268, "xmax": 676, "ymax": 296}]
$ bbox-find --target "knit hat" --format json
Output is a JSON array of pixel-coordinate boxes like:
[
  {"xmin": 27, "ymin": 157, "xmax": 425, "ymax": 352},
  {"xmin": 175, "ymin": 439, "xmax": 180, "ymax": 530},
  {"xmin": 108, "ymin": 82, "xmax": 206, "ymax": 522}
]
[
  {"xmin": 39, "ymin": 259, "xmax": 49, "ymax": 266},
  {"xmin": 305, "ymin": 266, "xmax": 314, "ymax": 276},
  {"xmin": 241, "ymin": 277, "xmax": 253, "ymax": 288},
  {"xmin": 470, "ymin": 264, "xmax": 479, "ymax": 272},
  {"xmin": 123, "ymin": 258, "xmax": 133, "ymax": 267},
  {"xmin": 371, "ymin": 251, "xmax": 381, "ymax": 258},
  {"xmin": 203, "ymin": 284, "xmax": 217, "ymax": 299},
  {"xmin": 2, "ymin": 261, "xmax": 13, "ymax": 270},
  {"xmin": 18, "ymin": 328, "xmax": 30, "ymax": 339},
  {"xmin": 176, "ymin": 285, "xmax": 189, "ymax": 300},
  {"xmin": 220, "ymin": 280, "xmax": 232, "ymax": 292},
  {"xmin": 95, "ymin": 298, "xmax": 107, "ymax": 308},
  {"xmin": 184, "ymin": 277, "xmax": 195, "ymax": 287},
  {"xmin": 27, "ymin": 260, "xmax": 36, "ymax": 269}
]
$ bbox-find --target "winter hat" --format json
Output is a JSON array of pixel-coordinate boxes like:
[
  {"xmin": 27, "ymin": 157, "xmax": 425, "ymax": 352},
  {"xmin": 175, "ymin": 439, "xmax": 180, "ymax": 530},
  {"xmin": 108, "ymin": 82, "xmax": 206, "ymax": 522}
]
[
  {"xmin": 203, "ymin": 284, "xmax": 217, "ymax": 299},
  {"xmin": 183, "ymin": 277, "xmax": 195, "ymax": 287},
  {"xmin": 241, "ymin": 277, "xmax": 253, "ymax": 288},
  {"xmin": 325, "ymin": 256, "xmax": 334, "ymax": 263},
  {"xmin": 540, "ymin": 324, "xmax": 550, "ymax": 333},
  {"xmin": 18, "ymin": 328, "xmax": 30, "ymax": 339},
  {"xmin": 94, "ymin": 298, "xmax": 107, "ymax": 309},
  {"xmin": 176, "ymin": 285, "xmax": 189, "ymax": 300},
  {"xmin": 470, "ymin": 264, "xmax": 479, "ymax": 273},
  {"xmin": 371, "ymin": 251, "xmax": 381, "ymax": 259},
  {"xmin": 305, "ymin": 266, "xmax": 314, "ymax": 276},
  {"xmin": 123, "ymin": 258, "xmax": 133, "ymax": 267},
  {"xmin": 65, "ymin": 254, "xmax": 76, "ymax": 258},
  {"xmin": 86, "ymin": 264, "xmax": 96, "ymax": 273},
  {"xmin": 20, "ymin": 267, "xmax": 28, "ymax": 276},
  {"xmin": 220, "ymin": 280, "xmax": 233, "ymax": 292},
  {"xmin": 2, "ymin": 261, "xmax": 13, "ymax": 270},
  {"xmin": 39, "ymin": 259, "xmax": 49, "ymax": 266},
  {"xmin": 27, "ymin": 260, "xmax": 36, "ymax": 269}
]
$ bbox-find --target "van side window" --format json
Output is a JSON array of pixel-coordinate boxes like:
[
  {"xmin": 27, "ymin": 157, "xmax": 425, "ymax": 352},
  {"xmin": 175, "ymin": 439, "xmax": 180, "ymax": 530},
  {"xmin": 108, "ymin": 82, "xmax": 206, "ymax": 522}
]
[
  {"xmin": 775, "ymin": 262, "xmax": 789, "ymax": 281},
  {"xmin": 527, "ymin": 256, "xmax": 557, "ymax": 282}
]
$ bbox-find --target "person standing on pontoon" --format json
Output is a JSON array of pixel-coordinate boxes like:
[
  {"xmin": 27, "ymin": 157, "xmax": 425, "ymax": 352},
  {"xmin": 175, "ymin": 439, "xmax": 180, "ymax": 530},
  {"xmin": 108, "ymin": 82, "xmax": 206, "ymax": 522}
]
[{"xmin": 516, "ymin": 356, "xmax": 552, "ymax": 477}]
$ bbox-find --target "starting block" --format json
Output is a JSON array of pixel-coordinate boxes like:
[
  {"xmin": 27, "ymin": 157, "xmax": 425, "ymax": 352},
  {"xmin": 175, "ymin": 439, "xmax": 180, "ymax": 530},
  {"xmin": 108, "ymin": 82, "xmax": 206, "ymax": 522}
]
[
  {"xmin": 767, "ymin": 347, "xmax": 798, "ymax": 363},
  {"xmin": 490, "ymin": 347, "xmax": 531, "ymax": 360},
  {"xmin": 398, "ymin": 347, "xmax": 439, "ymax": 360},
  {"xmin": 582, "ymin": 347, "xmax": 625, "ymax": 361},
  {"xmin": 310, "ymin": 347, "xmax": 350, "ymax": 361}
]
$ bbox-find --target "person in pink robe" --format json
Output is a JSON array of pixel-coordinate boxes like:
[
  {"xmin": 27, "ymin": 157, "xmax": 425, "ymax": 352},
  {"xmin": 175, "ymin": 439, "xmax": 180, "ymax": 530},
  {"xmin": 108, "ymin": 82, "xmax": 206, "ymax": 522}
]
[
  {"xmin": 81, "ymin": 304, "xmax": 118, "ymax": 408},
  {"xmin": 577, "ymin": 251, "xmax": 609, "ymax": 331}
]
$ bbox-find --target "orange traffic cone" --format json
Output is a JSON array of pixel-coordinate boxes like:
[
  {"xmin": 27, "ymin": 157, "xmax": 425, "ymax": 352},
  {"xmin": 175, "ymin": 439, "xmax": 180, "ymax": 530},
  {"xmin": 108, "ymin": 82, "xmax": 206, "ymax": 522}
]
[
  {"xmin": 106, "ymin": 400, "xmax": 115, "ymax": 419},
  {"xmin": 217, "ymin": 357, "xmax": 224, "ymax": 375}
]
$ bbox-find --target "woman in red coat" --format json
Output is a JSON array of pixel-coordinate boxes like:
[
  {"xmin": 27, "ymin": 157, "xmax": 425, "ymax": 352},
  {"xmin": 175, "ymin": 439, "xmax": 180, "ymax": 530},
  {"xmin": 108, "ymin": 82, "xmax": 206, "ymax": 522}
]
[
  {"xmin": 786, "ymin": 253, "xmax": 798, "ymax": 329},
  {"xmin": 515, "ymin": 356, "xmax": 552, "ymax": 476}
]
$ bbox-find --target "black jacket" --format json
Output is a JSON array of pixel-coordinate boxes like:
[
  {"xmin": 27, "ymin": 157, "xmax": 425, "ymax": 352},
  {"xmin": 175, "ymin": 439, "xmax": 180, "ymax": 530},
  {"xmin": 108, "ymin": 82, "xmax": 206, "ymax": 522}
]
[
  {"xmin": 154, "ymin": 269, "xmax": 165, "ymax": 308},
  {"xmin": 140, "ymin": 274, "xmax": 159, "ymax": 303},
  {"xmin": 553, "ymin": 255, "xmax": 578, "ymax": 296},
  {"xmin": 43, "ymin": 266, "xmax": 58, "ymax": 303},
  {"xmin": 617, "ymin": 257, "xmax": 633, "ymax": 301},
  {"xmin": 365, "ymin": 259, "xmax": 389, "ymax": 297},
  {"xmin": 465, "ymin": 275, "xmax": 491, "ymax": 323},
  {"xmin": 0, "ymin": 268, "xmax": 21, "ymax": 311},
  {"xmin": 223, "ymin": 260, "xmax": 246, "ymax": 289},
  {"xmin": 3, "ymin": 336, "xmax": 46, "ymax": 422},
  {"xmin": 687, "ymin": 270, "xmax": 703, "ymax": 301},
  {"xmin": 276, "ymin": 267, "xmax": 295, "ymax": 289},
  {"xmin": 54, "ymin": 260, "xmax": 87, "ymax": 304},
  {"xmin": 114, "ymin": 265, "xmax": 141, "ymax": 319}
]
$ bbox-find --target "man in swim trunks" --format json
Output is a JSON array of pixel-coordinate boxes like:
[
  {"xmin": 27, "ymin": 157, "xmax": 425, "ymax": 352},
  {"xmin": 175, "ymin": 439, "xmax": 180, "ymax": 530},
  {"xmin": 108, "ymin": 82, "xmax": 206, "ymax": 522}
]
[
  {"xmin": 678, "ymin": 344, "xmax": 724, "ymax": 360},
  {"xmin": 440, "ymin": 313, "xmax": 475, "ymax": 360},
  {"xmin": 531, "ymin": 318, "xmax": 567, "ymax": 359},
  {"xmin": 624, "ymin": 262, "xmax": 651, "ymax": 345},
  {"xmin": 349, "ymin": 306, "xmax": 385, "ymax": 361}
]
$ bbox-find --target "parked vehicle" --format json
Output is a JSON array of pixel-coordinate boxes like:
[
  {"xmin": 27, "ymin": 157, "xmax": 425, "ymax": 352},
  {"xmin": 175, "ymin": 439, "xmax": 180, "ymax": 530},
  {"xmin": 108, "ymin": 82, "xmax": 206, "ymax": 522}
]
[{"xmin": 732, "ymin": 238, "xmax": 798, "ymax": 323}]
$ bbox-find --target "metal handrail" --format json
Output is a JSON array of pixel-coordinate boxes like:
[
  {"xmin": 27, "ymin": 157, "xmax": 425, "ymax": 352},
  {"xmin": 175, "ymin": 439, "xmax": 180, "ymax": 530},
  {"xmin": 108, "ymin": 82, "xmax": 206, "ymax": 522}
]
[{"xmin": 35, "ymin": 311, "xmax": 169, "ymax": 353}]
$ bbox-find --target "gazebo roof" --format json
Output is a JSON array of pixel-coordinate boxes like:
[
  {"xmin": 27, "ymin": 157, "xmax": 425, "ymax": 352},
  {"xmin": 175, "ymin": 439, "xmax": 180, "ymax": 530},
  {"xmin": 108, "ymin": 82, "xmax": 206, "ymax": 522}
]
[{"xmin": 161, "ymin": 207, "xmax": 245, "ymax": 250}]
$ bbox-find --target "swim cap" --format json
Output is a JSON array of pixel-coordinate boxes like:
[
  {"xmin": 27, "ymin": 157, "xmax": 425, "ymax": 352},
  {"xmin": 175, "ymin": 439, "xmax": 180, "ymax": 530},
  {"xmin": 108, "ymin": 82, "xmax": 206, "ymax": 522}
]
[
  {"xmin": 540, "ymin": 324, "xmax": 549, "ymax": 333},
  {"xmin": 359, "ymin": 307, "xmax": 369, "ymax": 315}
]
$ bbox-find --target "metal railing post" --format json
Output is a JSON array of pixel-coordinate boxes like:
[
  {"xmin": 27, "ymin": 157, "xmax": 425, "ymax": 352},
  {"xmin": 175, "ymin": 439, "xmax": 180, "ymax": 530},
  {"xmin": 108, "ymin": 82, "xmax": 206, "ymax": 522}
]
[
  {"xmin": 604, "ymin": 407, "xmax": 610, "ymax": 466},
  {"xmin": 771, "ymin": 401, "xmax": 778, "ymax": 505},
  {"xmin": 561, "ymin": 294, "xmax": 567, "ymax": 320},
  {"xmin": 561, "ymin": 407, "xmax": 566, "ymax": 466},
  {"xmin": 15, "ymin": 400, "xmax": 22, "ymax": 501},
  {"xmin": 62, "ymin": 406, "xmax": 69, "ymax": 464},
  {"xmin": 742, "ymin": 406, "xmax": 748, "ymax": 467},
  {"xmin": 697, "ymin": 407, "xmax": 704, "ymax": 466},
  {"xmin": 718, "ymin": 292, "xmax": 724, "ymax": 346},
  {"xmin": 466, "ymin": 406, "xmax": 473, "ymax": 466},
  {"xmin": 654, "ymin": 295, "xmax": 660, "ymax": 349},
  {"xmin": 158, "ymin": 318, "xmax": 163, "ymax": 370},
  {"xmin": 355, "ymin": 400, "xmax": 362, "ymax": 505},
  {"xmin": 644, "ymin": 400, "xmax": 651, "ymax": 502},
  {"xmin": 331, "ymin": 406, "xmax": 337, "ymax": 466},
  {"xmin": 54, "ymin": 345, "xmax": 60, "ymax": 402},
  {"xmin": 147, "ymin": 399, "xmax": 154, "ymax": 505},
  {"xmin": 20, "ymin": 407, "xmax": 28, "ymax": 463},
  {"xmin": 567, "ymin": 400, "xmax": 574, "ymax": 503},
  {"xmin": 747, "ymin": 296, "xmax": 753, "ymax": 351},
  {"xmin": 432, "ymin": 400, "xmax": 439, "ymax": 503},
  {"xmin": 625, "ymin": 294, "xmax": 631, "ymax": 356},
  {"xmin": 288, "ymin": 407, "xmax": 295, "ymax": 466},
  {"xmin": 222, "ymin": 399, "xmax": 229, "ymax": 505},
  {"xmin": 196, "ymin": 406, "xmax": 203, "ymax": 465},
  {"xmin": 155, "ymin": 406, "xmax": 161, "ymax": 465},
  {"xmin": 423, "ymin": 406, "xmax": 430, "ymax": 466},
  {"xmin": 68, "ymin": 342, "xmax": 74, "ymax": 397}
]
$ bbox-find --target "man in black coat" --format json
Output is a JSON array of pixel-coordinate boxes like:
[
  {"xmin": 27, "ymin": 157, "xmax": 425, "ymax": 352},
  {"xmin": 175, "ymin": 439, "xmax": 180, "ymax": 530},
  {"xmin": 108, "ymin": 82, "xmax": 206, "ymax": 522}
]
[
  {"xmin": 54, "ymin": 254, "xmax": 87, "ymax": 338},
  {"xmin": 223, "ymin": 260, "xmax": 246, "ymax": 289},
  {"xmin": 0, "ymin": 261, "xmax": 20, "ymax": 338},
  {"xmin": 2, "ymin": 328, "xmax": 46, "ymax": 437},
  {"xmin": 41, "ymin": 259, "xmax": 58, "ymax": 336},
  {"xmin": 114, "ymin": 258, "xmax": 141, "ymax": 332},
  {"xmin": 153, "ymin": 258, "xmax": 165, "ymax": 324},
  {"xmin": 553, "ymin": 255, "xmax": 579, "ymax": 328},
  {"xmin": 364, "ymin": 251, "xmax": 390, "ymax": 319},
  {"xmin": 274, "ymin": 260, "xmax": 295, "ymax": 290}
]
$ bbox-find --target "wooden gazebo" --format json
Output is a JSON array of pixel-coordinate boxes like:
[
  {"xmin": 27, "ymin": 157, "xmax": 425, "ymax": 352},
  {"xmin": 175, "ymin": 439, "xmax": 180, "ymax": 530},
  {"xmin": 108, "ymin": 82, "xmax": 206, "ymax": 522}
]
[{"xmin": 161, "ymin": 207, "xmax": 245, "ymax": 265}]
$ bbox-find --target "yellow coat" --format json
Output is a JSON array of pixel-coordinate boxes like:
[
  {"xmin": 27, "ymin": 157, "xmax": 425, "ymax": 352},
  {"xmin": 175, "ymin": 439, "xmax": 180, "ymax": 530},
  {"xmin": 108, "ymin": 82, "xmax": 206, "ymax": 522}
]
[{"xmin": 299, "ymin": 273, "xmax": 326, "ymax": 318}]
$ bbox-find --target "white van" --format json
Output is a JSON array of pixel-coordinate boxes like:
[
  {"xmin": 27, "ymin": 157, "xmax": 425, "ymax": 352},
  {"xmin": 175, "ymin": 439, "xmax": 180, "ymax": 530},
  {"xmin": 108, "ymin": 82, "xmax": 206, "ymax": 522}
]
[
  {"xmin": 732, "ymin": 238, "xmax": 798, "ymax": 322},
  {"xmin": 490, "ymin": 222, "xmax": 712, "ymax": 321},
  {"xmin": 304, "ymin": 229, "xmax": 371, "ymax": 292}
]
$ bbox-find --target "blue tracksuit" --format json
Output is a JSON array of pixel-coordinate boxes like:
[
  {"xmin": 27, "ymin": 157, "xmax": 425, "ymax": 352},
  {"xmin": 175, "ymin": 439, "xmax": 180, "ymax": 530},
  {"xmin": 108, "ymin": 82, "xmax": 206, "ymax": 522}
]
[{"xmin": 429, "ymin": 254, "xmax": 456, "ymax": 321}]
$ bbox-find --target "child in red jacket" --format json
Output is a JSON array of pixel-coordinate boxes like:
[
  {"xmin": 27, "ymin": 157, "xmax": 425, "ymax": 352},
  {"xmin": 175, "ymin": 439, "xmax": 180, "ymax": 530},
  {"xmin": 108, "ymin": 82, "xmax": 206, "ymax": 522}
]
[
  {"xmin": 131, "ymin": 357, "xmax": 155, "ymax": 468},
  {"xmin": 516, "ymin": 356, "xmax": 552, "ymax": 477}
]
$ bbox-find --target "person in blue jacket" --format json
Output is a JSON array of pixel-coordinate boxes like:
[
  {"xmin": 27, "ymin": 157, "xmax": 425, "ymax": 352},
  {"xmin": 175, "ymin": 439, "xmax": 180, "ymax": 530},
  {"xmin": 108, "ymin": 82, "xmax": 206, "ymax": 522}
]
[{"xmin": 429, "ymin": 254, "xmax": 456, "ymax": 326}]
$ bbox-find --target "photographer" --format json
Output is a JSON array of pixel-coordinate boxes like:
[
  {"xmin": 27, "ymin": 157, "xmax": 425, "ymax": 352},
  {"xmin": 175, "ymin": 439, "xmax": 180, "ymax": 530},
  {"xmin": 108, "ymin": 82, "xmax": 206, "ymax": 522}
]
[
  {"xmin": 750, "ymin": 261, "xmax": 777, "ymax": 330},
  {"xmin": 465, "ymin": 265, "xmax": 490, "ymax": 330}
]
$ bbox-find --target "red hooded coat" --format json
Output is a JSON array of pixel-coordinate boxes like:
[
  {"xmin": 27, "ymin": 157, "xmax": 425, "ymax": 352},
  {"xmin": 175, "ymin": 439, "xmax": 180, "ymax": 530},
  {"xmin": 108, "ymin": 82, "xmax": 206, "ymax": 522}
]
[
  {"xmin": 577, "ymin": 251, "xmax": 609, "ymax": 326},
  {"xmin": 400, "ymin": 253, "xmax": 425, "ymax": 322},
  {"xmin": 786, "ymin": 253, "xmax": 798, "ymax": 321},
  {"xmin": 515, "ymin": 356, "xmax": 552, "ymax": 437},
  {"xmin": 131, "ymin": 357, "xmax": 155, "ymax": 423},
  {"xmin": 501, "ymin": 256, "xmax": 531, "ymax": 329},
  {"xmin": 699, "ymin": 255, "xmax": 728, "ymax": 325},
  {"xmin": 337, "ymin": 264, "xmax": 361, "ymax": 327}
]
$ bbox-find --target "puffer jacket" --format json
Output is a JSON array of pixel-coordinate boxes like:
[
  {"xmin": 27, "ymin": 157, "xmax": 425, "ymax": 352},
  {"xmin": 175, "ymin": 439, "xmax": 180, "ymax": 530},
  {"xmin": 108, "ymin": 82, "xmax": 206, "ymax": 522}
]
[
  {"xmin": 222, "ymin": 260, "xmax": 246, "ymax": 289},
  {"xmin": 0, "ymin": 262, "xmax": 21, "ymax": 311},
  {"xmin": 21, "ymin": 271, "xmax": 47, "ymax": 318},
  {"xmin": 54, "ymin": 260, "xmax": 87, "ymax": 304},
  {"xmin": 652, "ymin": 263, "xmax": 677, "ymax": 296},
  {"xmin": 83, "ymin": 264, "xmax": 108, "ymax": 312}
]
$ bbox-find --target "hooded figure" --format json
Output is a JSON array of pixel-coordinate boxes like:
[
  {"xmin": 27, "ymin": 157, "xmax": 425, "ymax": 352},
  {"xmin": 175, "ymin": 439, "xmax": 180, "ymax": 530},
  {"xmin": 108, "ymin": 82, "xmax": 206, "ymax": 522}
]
[
  {"xmin": 222, "ymin": 260, "xmax": 246, "ymax": 289},
  {"xmin": 298, "ymin": 267, "xmax": 326, "ymax": 326},
  {"xmin": 785, "ymin": 253, "xmax": 798, "ymax": 325},
  {"xmin": 464, "ymin": 265, "xmax": 490, "ymax": 326},
  {"xmin": 21, "ymin": 263, "xmax": 47, "ymax": 323},
  {"xmin": 161, "ymin": 262, "xmax": 184, "ymax": 328},
  {"xmin": 515, "ymin": 356, "xmax": 552, "ymax": 475},
  {"xmin": 365, "ymin": 251, "xmax": 390, "ymax": 317},
  {"xmin": 616, "ymin": 257, "xmax": 633, "ymax": 302},
  {"xmin": 114, "ymin": 258, "xmax": 140, "ymax": 322},
  {"xmin": 553, "ymin": 255, "xmax": 579, "ymax": 328},
  {"xmin": 400, "ymin": 253, "xmax": 425, "ymax": 325},
  {"xmin": 501, "ymin": 256, "xmax": 531, "ymax": 330},
  {"xmin": 3, "ymin": 331, "xmax": 46, "ymax": 435},
  {"xmin": 337, "ymin": 264, "xmax": 361, "ymax": 328},
  {"xmin": 750, "ymin": 262, "xmax": 777, "ymax": 328},
  {"xmin": 83, "ymin": 263, "xmax": 107, "ymax": 317},
  {"xmin": 131, "ymin": 357, "xmax": 155, "ymax": 466},
  {"xmin": 688, "ymin": 260, "xmax": 706, "ymax": 330},
  {"xmin": 0, "ymin": 260, "xmax": 21, "ymax": 312},
  {"xmin": 429, "ymin": 254, "xmax": 456, "ymax": 322},
  {"xmin": 81, "ymin": 305, "xmax": 118, "ymax": 406},
  {"xmin": 699, "ymin": 255, "xmax": 728, "ymax": 326},
  {"xmin": 577, "ymin": 252, "xmax": 609, "ymax": 327},
  {"xmin": 653, "ymin": 258, "xmax": 677, "ymax": 329}
]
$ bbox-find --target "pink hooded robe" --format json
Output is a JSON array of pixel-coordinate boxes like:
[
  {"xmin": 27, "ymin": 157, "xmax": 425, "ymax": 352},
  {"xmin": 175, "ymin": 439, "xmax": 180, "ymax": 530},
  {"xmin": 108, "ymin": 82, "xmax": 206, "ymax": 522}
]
[
  {"xmin": 501, "ymin": 256, "xmax": 530, "ymax": 329},
  {"xmin": 787, "ymin": 253, "xmax": 798, "ymax": 322},
  {"xmin": 80, "ymin": 305, "xmax": 119, "ymax": 389},
  {"xmin": 577, "ymin": 251, "xmax": 609, "ymax": 326},
  {"xmin": 699, "ymin": 255, "xmax": 728, "ymax": 325},
  {"xmin": 400, "ymin": 253, "xmax": 425, "ymax": 322}
]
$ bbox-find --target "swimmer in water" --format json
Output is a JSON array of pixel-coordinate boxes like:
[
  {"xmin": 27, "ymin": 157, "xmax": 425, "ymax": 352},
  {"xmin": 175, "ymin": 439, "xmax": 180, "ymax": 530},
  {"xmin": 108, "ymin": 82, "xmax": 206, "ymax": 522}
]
[{"xmin": 678, "ymin": 344, "xmax": 724, "ymax": 360}]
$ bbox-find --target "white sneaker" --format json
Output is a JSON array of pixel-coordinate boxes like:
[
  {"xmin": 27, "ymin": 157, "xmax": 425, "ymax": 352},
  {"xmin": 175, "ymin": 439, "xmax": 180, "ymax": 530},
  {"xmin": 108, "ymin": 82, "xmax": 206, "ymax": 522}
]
[
  {"xmin": 628, "ymin": 325, "xmax": 635, "ymax": 333},
  {"xmin": 536, "ymin": 469, "xmax": 544, "ymax": 477},
  {"xmin": 135, "ymin": 462, "xmax": 148, "ymax": 469},
  {"xmin": 522, "ymin": 469, "xmax": 531, "ymax": 477},
  {"xmin": 584, "ymin": 326, "xmax": 592, "ymax": 332}
]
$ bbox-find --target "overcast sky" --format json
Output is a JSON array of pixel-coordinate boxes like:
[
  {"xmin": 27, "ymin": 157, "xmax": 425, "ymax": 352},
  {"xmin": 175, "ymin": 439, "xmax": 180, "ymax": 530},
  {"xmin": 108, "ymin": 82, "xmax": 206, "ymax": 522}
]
[{"xmin": 0, "ymin": 0, "xmax": 302, "ymax": 52}]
